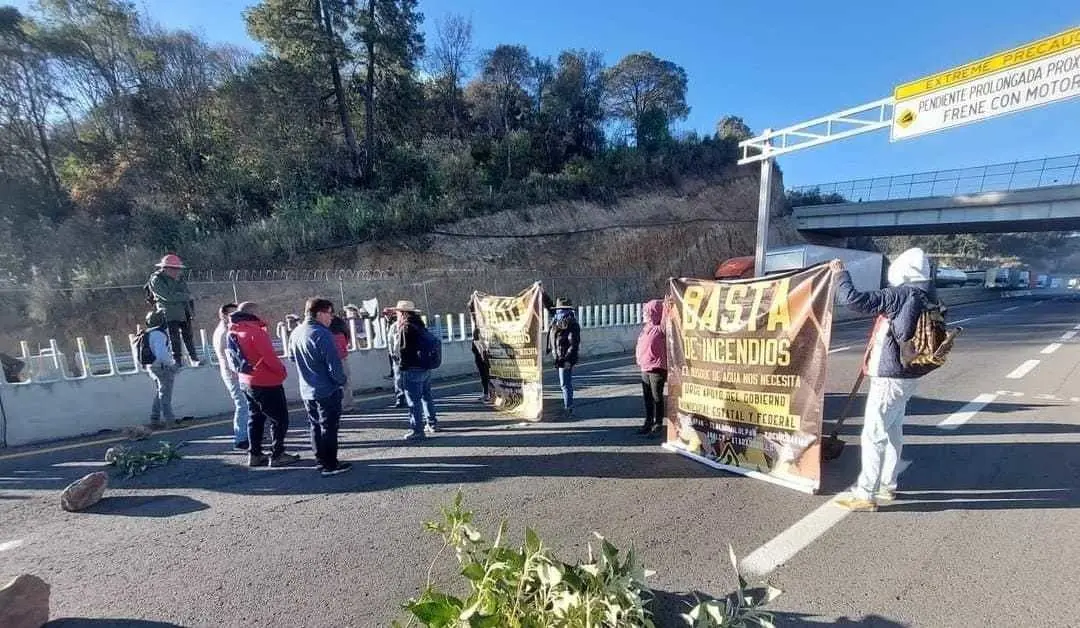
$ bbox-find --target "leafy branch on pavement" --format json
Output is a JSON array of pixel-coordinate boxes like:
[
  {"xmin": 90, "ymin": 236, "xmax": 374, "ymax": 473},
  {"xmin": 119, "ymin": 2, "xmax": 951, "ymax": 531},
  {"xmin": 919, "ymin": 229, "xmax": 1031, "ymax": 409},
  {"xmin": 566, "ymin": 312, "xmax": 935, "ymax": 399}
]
[
  {"xmin": 104, "ymin": 442, "xmax": 184, "ymax": 479},
  {"xmin": 395, "ymin": 491, "xmax": 780, "ymax": 628}
]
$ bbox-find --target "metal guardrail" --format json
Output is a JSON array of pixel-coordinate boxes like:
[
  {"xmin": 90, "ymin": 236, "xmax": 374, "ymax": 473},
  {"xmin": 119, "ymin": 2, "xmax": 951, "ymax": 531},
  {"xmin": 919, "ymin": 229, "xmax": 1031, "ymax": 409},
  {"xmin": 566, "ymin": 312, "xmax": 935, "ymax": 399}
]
[
  {"xmin": 5, "ymin": 303, "xmax": 646, "ymax": 385},
  {"xmin": 789, "ymin": 154, "xmax": 1080, "ymax": 204}
]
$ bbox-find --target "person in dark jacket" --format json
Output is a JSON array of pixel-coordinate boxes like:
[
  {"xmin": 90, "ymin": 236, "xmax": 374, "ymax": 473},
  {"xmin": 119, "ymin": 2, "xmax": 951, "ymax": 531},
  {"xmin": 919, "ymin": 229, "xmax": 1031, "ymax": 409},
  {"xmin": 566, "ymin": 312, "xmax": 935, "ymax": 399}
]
[
  {"xmin": 289, "ymin": 298, "xmax": 351, "ymax": 477},
  {"xmin": 394, "ymin": 300, "xmax": 438, "ymax": 441},
  {"xmin": 831, "ymin": 248, "xmax": 935, "ymax": 512},
  {"xmin": 146, "ymin": 253, "xmax": 199, "ymax": 366},
  {"xmin": 635, "ymin": 299, "xmax": 667, "ymax": 435},
  {"xmin": 467, "ymin": 301, "xmax": 491, "ymax": 403},
  {"xmin": 548, "ymin": 298, "xmax": 581, "ymax": 419},
  {"xmin": 228, "ymin": 302, "xmax": 300, "ymax": 468}
]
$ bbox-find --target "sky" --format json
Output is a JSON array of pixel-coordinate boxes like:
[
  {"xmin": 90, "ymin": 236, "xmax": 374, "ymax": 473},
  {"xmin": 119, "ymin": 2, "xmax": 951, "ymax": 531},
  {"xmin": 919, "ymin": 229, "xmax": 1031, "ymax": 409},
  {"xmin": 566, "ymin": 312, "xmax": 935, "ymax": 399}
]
[{"xmin": 12, "ymin": 0, "xmax": 1080, "ymax": 188}]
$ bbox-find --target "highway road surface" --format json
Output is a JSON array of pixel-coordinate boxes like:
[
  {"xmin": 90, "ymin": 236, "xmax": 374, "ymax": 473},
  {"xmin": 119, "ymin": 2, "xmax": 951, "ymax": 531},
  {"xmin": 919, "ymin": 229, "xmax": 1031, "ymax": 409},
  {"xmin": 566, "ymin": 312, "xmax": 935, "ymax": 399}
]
[{"xmin": 1, "ymin": 294, "xmax": 1077, "ymax": 627}]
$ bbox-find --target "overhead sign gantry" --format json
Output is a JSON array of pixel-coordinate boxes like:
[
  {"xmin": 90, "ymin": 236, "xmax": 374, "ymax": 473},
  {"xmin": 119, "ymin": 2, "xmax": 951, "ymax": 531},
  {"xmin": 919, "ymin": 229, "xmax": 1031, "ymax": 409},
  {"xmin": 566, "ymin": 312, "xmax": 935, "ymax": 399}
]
[{"xmin": 738, "ymin": 25, "xmax": 1080, "ymax": 277}]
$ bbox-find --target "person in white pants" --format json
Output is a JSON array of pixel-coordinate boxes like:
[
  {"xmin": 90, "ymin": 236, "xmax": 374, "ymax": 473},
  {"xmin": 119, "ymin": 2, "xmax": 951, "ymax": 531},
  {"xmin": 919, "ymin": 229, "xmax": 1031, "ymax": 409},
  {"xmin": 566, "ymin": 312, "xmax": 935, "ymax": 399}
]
[
  {"xmin": 830, "ymin": 248, "xmax": 936, "ymax": 512},
  {"xmin": 212, "ymin": 302, "xmax": 251, "ymax": 450}
]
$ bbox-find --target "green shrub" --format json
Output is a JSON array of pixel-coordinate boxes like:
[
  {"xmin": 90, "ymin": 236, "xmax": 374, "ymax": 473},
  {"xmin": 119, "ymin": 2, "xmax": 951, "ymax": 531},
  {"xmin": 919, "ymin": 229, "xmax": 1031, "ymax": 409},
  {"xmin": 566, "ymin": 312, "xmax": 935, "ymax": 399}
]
[{"xmin": 396, "ymin": 492, "xmax": 780, "ymax": 628}]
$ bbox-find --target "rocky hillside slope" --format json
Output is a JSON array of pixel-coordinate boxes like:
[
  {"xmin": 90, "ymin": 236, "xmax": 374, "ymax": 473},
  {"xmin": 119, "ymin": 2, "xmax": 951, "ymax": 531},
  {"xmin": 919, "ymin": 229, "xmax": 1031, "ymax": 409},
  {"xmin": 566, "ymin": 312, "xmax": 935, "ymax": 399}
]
[{"xmin": 3, "ymin": 165, "xmax": 805, "ymax": 353}]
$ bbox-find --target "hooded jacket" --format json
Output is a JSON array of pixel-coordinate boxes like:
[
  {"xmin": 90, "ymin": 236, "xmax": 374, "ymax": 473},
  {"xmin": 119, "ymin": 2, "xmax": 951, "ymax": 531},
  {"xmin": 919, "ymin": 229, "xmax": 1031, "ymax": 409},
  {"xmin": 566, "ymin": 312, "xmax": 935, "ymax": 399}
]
[
  {"xmin": 228, "ymin": 312, "xmax": 287, "ymax": 388},
  {"xmin": 549, "ymin": 308, "xmax": 581, "ymax": 367},
  {"xmin": 146, "ymin": 270, "xmax": 193, "ymax": 322},
  {"xmin": 635, "ymin": 300, "xmax": 667, "ymax": 372},
  {"xmin": 836, "ymin": 248, "xmax": 934, "ymax": 379}
]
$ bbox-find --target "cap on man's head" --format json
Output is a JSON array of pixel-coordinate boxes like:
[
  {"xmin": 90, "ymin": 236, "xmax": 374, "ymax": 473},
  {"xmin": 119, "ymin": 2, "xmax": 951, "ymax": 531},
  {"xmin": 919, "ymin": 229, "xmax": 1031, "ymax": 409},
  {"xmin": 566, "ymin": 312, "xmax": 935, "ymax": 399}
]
[{"xmin": 155, "ymin": 253, "xmax": 185, "ymax": 269}]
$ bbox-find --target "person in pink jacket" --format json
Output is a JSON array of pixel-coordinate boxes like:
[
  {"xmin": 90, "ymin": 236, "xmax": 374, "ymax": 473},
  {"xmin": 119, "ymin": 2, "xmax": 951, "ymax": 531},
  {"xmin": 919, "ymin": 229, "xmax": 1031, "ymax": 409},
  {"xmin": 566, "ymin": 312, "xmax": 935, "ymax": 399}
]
[{"xmin": 635, "ymin": 299, "xmax": 667, "ymax": 435}]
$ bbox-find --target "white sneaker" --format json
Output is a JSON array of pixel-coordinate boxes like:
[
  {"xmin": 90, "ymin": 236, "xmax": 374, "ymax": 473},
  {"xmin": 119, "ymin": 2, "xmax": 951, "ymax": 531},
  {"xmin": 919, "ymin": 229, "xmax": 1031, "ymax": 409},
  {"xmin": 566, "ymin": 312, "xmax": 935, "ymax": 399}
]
[{"xmin": 875, "ymin": 488, "xmax": 897, "ymax": 503}]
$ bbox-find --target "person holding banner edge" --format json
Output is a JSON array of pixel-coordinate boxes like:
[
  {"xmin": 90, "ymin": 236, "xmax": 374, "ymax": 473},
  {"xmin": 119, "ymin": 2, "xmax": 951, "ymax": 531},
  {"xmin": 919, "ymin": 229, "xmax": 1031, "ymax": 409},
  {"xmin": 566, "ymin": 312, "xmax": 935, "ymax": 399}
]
[
  {"xmin": 549, "ymin": 297, "xmax": 581, "ymax": 419},
  {"xmin": 829, "ymin": 248, "xmax": 936, "ymax": 512}
]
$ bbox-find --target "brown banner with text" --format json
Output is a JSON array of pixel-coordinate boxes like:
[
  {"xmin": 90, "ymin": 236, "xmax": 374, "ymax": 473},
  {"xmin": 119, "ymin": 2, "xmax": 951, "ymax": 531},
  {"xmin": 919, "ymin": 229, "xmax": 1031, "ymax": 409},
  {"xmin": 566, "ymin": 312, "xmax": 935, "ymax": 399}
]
[
  {"xmin": 664, "ymin": 265, "xmax": 838, "ymax": 493},
  {"xmin": 469, "ymin": 283, "xmax": 544, "ymax": 421}
]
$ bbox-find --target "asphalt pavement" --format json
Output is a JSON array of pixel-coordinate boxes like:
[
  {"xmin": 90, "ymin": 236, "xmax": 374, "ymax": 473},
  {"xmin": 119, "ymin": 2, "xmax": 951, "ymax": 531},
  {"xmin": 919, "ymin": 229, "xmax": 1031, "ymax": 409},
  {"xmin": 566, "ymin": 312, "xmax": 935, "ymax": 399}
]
[{"xmin": 1, "ymin": 294, "xmax": 1077, "ymax": 627}]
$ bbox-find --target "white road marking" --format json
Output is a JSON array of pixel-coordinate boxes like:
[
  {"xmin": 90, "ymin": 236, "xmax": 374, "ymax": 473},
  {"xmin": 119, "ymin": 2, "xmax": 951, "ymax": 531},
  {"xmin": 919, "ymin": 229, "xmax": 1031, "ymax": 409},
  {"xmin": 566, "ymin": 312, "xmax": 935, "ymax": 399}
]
[
  {"xmin": 994, "ymin": 390, "xmax": 1024, "ymax": 397},
  {"xmin": 740, "ymin": 461, "xmax": 911, "ymax": 577},
  {"xmin": 1060, "ymin": 330, "xmax": 1078, "ymax": 341},
  {"xmin": 1003, "ymin": 306, "xmax": 1020, "ymax": 312},
  {"xmin": 0, "ymin": 539, "xmax": 24, "ymax": 553},
  {"xmin": 828, "ymin": 345, "xmax": 852, "ymax": 354},
  {"xmin": 938, "ymin": 393, "xmax": 998, "ymax": 429},
  {"xmin": 1042, "ymin": 343, "xmax": 1063, "ymax": 355},
  {"xmin": 1006, "ymin": 360, "xmax": 1040, "ymax": 379},
  {"xmin": 951, "ymin": 317, "xmax": 976, "ymax": 325}
]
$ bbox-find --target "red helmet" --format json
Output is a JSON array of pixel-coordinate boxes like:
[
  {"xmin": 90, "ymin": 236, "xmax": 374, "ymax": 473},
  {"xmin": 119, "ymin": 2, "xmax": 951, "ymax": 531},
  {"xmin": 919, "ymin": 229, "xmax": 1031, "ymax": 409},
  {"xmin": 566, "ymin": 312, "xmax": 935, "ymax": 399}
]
[{"xmin": 155, "ymin": 254, "xmax": 185, "ymax": 269}]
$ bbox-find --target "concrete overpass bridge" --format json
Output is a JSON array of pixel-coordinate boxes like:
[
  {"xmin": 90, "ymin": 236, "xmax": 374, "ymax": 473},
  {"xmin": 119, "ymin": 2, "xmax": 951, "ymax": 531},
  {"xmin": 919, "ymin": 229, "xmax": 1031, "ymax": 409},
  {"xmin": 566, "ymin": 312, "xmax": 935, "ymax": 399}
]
[{"xmin": 790, "ymin": 154, "xmax": 1080, "ymax": 236}]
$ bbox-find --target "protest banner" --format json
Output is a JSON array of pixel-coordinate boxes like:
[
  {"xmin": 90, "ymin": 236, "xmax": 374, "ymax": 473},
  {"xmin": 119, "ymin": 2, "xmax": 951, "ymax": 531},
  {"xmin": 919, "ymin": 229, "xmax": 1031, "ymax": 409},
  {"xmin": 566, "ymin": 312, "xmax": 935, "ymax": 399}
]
[
  {"xmin": 469, "ymin": 282, "xmax": 544, "ymax": 420},
  {"xmin": 662, "ymin": 265, "xmax": 838, "ymax": 493}
]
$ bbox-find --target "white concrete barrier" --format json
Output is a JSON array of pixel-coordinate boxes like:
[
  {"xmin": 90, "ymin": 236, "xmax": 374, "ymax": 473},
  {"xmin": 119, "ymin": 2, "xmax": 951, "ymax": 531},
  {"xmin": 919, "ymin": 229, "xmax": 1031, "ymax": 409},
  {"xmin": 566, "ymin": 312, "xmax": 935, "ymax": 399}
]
[
  {"xmin": 2, "ymin": 287, "xmax": 1030, "ymax": 448},
  {"xmin": 0, "ymin": 316, "xmax": 641, "ymax": 448}
]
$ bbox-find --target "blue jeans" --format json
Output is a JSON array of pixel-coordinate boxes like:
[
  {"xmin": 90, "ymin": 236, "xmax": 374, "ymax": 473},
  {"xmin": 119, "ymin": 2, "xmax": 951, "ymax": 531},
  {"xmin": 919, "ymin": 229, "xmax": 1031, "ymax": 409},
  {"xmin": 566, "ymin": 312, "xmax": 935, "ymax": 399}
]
[
  {"xmin": 558, "ymin": 366, "xmax": 574, "ymax": 409},
  {"xmin": 220, "ymin": 370, "xmax": 250, "ymax": 445},
  {"xmin": 402, "ymin": 368, "xmax": 436, "ymax": 433}
]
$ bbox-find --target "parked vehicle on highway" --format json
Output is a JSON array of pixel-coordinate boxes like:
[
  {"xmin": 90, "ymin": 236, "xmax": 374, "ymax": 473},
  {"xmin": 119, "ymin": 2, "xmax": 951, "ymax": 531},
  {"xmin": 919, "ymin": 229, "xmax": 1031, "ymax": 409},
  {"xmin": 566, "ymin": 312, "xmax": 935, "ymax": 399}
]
[
  {"xmin": 963, "ymin": 269, "xmax": 987, "ymax": 286},
  {"xmin": 934, "ymin": 266, "xmax": 968, "ymax": 288},
  {"xmin": 714, "ymin": 244, "xmax": 886, "ymax": 291},
  {"xmin": 1018, "ymin": 270, "xmax": 1031, "ymax": 289},
  {"xmin": 1036, "ymin": 274, "xmax": 1049, "ymax": 288},
  {"xmin": 985, "ymin": 267, "xmax": 1022, "ymax": 289},
  {"xmin": 1051, "ymin": 277, "xmax": 1063, "ymax": 289}
]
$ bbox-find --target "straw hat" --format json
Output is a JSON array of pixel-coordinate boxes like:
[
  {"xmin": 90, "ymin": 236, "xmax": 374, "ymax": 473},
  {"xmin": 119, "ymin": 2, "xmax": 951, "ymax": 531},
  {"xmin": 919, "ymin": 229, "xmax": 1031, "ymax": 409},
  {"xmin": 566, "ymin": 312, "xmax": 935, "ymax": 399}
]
[{"xmin": 394, "ymin": 300, "xmax": 421, "ymax": 312}]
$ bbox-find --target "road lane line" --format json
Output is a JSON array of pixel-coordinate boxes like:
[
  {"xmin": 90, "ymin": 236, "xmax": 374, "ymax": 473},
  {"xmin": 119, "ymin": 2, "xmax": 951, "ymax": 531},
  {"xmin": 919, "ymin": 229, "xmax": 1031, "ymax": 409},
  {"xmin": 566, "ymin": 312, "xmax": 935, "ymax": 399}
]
[
  {"xmin": 1003, "ymin": 306, "xmax": 1020, "ymax": 312},
  {"xmin": 828, "ymin": 345, "xmax": 851, "ymax": 354},
  {"xmin": 741, "ymin": 461, "xmax": 911, "ymax": 577},
  {"xmin": 951, "ymin": 317, "xmax": 976, "ymax": 324},
  {"xmin": 1061, "ymin": 330, "xmax": 1078, "ymax": 341},
  {"xmin": 0, "ymin": 539, "xmax": 24, "ymax": 553},
  {"xmin": 1042, "ymin": 343, "xmax": 1063, "ymax": 355},
  {"xmin": 938, "ymin": 393, "xmax": 998, "ymax": 429},
  {"xmin": 1006, "ymin": 360, "xmax": 1040, "ymax": 379}
]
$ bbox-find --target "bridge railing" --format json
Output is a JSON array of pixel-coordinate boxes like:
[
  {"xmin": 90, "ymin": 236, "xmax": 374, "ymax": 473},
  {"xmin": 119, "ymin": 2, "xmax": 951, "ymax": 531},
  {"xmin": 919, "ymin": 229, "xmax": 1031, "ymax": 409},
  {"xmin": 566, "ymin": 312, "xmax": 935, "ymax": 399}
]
[{"xmin": 790, "ymin": 153, "xmax": 1080, "ymax": 205}]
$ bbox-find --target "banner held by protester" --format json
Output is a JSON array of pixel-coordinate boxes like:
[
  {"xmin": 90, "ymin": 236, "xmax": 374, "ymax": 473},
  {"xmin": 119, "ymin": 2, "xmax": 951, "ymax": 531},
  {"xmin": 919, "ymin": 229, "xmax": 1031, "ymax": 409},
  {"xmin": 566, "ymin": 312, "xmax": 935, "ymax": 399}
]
[
  {"xmin": 662, "ymin": 265, "xmax": 838, "ymax": 493},
  {"xmin": 469, "ymin": 282, "xmax": 544, "ymax": 420}
]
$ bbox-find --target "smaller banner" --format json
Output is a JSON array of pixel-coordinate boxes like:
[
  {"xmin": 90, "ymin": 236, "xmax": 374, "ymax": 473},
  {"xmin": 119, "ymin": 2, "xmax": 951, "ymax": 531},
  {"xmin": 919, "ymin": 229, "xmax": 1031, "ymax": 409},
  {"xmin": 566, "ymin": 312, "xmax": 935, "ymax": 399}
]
[
  {"xmin": 469, "ymin": 283, "xmax": 544, "ymax": 420},
  {"xmin": 664, "ymin": 265, "xmax": 838, "ymax": 493}
]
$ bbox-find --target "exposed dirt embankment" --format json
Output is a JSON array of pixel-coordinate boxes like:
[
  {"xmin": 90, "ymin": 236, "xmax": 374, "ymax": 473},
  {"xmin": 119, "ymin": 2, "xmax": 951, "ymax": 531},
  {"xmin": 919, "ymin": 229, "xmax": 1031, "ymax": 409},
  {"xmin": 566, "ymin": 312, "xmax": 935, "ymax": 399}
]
[
  {"xmin": 3, "ymin": 166, "xmax": 803, "ymax": 353},
  {"xmin": 326, "ymin": 166, "xmax": 802, "ymax": 296}
]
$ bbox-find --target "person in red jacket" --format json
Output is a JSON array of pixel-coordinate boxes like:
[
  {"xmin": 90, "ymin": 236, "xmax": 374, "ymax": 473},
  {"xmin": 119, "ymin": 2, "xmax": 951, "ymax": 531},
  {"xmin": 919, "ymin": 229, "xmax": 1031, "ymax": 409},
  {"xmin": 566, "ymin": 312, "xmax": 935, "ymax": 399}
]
[
  {"xmin": 328, "ymin": 315, "xmax": 353, "ymax": 409},
  {"xmin": 228, "ymin": 302, "xmax": 300, "ymax": 468},
  {"xmin": 635, "ymin": 299, "xmax": 668, "ymax": 435}
]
